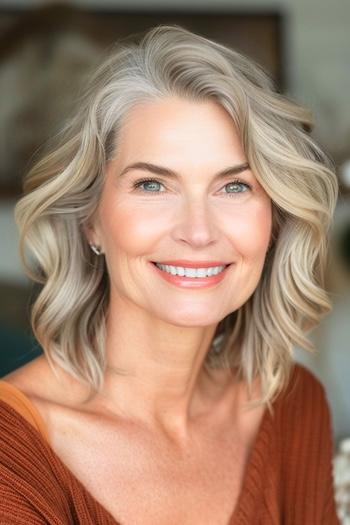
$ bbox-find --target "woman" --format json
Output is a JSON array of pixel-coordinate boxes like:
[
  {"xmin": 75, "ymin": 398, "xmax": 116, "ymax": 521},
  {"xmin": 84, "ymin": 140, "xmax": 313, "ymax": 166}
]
[{"xmin": 0, "ymin": 24, "xmax": 339, "ymax": 524}]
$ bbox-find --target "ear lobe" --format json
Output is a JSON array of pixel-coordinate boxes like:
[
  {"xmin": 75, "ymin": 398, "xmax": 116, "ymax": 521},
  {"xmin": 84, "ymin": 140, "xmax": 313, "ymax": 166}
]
[{"xmin": 82, "ymin": 220, "xmax": 98, "ymax": 247}]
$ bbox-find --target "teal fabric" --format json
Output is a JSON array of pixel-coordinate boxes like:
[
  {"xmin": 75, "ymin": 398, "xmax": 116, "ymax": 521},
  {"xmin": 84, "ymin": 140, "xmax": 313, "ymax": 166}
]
[{"xmin": 0, "ymin": 323, "xmax": 42, "ymax": 376}]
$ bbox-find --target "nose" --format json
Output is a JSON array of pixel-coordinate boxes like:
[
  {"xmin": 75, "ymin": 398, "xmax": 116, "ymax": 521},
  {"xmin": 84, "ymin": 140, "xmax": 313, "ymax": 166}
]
[{"xmin": 171, "ymin": 197, "xmax": 219, "ymax": 248}]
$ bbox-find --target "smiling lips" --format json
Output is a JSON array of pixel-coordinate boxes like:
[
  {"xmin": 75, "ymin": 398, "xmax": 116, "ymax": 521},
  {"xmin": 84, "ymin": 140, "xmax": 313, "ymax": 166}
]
[{"xmin": 151, "ymin": 260, "xmax": 232, "ymax": 288}]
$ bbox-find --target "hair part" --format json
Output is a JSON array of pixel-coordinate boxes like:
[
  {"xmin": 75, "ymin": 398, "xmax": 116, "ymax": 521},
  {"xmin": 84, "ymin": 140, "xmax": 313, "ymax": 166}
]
[{"xmin": 15, "ymin": 24, "xmax": 338, "ymax": 411}]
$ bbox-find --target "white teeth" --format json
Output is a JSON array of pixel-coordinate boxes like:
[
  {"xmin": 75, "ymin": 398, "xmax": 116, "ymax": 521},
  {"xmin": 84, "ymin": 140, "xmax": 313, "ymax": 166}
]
[
  {"xmin": 169, "ymin": 266, "xmax": 177, "ymax": 275},
  {"xmin": 155, "ymin": 263, "xmax": 227, "ymax": 277}
]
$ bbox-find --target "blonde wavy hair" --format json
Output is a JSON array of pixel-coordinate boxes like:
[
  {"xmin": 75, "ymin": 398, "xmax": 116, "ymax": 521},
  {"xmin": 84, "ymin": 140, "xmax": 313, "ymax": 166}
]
[{"xmin": 15, "ymin": 24, "xmax": 338, "ymax": 410}]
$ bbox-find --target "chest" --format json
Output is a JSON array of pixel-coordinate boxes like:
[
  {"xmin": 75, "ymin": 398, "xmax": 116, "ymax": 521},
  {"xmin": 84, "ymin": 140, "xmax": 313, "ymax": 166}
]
[{"xmin": 47, "ymin": 411, "xmax": 257, "ymax": 525}]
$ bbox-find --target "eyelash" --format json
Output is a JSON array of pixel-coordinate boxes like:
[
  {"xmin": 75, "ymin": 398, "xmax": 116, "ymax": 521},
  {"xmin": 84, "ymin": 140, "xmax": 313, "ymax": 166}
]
[{"xmin": 132, "ymin": 178, "xmax": 252, "ymax": 196}]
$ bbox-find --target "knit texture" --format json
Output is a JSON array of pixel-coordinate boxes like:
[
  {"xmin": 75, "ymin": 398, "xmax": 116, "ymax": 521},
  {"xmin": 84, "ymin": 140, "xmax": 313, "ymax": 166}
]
[{"xmin": 0, "ymin": 363, "xmax": 340, "ymax": 524}]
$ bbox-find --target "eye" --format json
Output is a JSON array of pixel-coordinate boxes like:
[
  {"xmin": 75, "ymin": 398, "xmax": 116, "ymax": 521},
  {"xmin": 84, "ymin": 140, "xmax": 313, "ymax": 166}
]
[
  {"xmin": 132, "ymin": 178, "xmax": 165, "ymax": 193},
  {"xmin": 223, "ymin": 179, "xmax": 251, "ymax": 196}
]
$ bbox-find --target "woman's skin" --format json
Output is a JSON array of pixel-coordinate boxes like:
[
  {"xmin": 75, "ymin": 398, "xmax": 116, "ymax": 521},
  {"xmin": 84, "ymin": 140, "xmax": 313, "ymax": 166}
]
[{"xmin": 85, "ymin": 95, "xmax": 272, "ymax": 445}]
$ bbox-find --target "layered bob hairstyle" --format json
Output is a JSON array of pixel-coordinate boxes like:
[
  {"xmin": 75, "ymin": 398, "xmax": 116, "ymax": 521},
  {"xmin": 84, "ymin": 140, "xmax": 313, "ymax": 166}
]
[{"xmin": 15, "ymin": 25, "xmax": 338, "ymax": 409}]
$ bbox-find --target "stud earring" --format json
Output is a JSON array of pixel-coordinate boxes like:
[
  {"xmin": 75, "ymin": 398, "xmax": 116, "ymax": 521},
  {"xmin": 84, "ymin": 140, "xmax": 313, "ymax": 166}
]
[{"xmin": 90, "ymin": 244, "xmax": 103, "ymax": 256}]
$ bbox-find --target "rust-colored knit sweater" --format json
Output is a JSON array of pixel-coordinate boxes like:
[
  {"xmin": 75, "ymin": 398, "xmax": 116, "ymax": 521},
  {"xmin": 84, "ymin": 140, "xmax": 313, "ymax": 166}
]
[{"xmin": 0, "ymin": 363, "xmax": 340, "ymax": 524}]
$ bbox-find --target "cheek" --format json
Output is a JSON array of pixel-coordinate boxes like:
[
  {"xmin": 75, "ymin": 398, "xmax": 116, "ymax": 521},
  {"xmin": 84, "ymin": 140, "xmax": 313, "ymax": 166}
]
[
  {"xmin": 228, "ymin": 201, "xmax": 272, "ymax": 259},
  {"xmin": 99, "ymin": 196, "xmax": 170, "ymax": 256}
]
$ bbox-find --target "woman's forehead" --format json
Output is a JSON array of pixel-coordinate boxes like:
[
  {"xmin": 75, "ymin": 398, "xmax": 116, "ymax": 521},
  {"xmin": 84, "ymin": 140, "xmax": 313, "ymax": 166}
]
[
  {"xmin": 118, "ymin": 97, "xmax": 240, "ymax": 142},
  {"xmin": 114, "ymin": 97, "xmax": 245, "ymax": 167}
]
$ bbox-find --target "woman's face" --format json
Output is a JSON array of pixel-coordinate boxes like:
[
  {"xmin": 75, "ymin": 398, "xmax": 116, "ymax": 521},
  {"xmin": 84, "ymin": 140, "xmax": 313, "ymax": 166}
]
[{"xmin": 90, "ymin": 96, "xmax": 272, "ymax": 327}]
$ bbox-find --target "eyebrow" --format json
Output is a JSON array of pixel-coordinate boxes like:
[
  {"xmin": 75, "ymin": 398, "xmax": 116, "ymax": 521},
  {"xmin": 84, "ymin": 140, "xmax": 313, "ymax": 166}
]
[{"xmin": 118, "ymin": 161, "xmax": 250, "ymax": 180}]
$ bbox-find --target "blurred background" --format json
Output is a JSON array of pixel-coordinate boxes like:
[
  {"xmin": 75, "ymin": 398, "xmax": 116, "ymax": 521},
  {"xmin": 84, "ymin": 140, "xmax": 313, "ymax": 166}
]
[{"xmin": 0, "ymin": 0, "xmax": 349, "ymax": 518}]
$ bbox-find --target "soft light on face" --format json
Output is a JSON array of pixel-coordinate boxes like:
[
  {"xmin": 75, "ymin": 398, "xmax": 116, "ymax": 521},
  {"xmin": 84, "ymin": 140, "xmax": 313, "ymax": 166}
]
[{"xmin": 89, "ymin": 96, "xmax": 272, "ymax": 327}]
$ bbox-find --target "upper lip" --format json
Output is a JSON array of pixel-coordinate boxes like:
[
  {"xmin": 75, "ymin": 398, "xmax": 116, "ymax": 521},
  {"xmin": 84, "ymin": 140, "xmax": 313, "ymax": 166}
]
[{"xmin": 152, "ymin": 260, "xmax": 231, "ymax": 268}]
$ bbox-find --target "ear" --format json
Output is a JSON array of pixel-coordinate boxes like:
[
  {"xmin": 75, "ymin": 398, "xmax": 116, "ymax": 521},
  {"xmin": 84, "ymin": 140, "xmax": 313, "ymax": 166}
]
[{"xmin": 82, "ymin": 218, "xmax": 102, "ymax": 249}]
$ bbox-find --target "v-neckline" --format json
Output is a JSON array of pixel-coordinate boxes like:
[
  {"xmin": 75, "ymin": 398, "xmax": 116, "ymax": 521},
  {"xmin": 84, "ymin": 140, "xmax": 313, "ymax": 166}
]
[
  {"xmin": 0, "ymin": 386, "xmax": 276, "ymax": 525},
  {"xmin": 66, "ymin": 403, "xmax": 273, "ymax": 525}
]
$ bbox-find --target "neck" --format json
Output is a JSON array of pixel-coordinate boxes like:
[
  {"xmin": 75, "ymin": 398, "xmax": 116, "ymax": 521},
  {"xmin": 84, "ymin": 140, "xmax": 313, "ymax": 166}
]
[{"xmin": 94, "ymin": 295, "xmax": 235, "ymax": 441}]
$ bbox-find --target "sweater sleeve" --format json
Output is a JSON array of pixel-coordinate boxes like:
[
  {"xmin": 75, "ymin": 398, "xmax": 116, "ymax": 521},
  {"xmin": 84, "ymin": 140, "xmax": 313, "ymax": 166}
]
[
  {"xmin": 0, "ymin": 399, "xmax": 119, "ymax": 525},
  {"xmin": 280, "ymin": 364, "xmax": 340, "ymax": 524},
  {"xmin": 0, "ymin": 483, "xmax": 48, "ymax": 525},
  {"xmin": 319, "ymin": 387, "xmax": 340, "ymax": 524},
  {"xmin": 0, "ymin": 400, "xmax": 74, "ymax": 525}
]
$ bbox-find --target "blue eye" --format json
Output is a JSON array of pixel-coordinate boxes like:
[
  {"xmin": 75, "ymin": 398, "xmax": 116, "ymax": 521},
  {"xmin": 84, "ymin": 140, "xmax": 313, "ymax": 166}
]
[
  {"xmin": 133, "ymin": 179, "xmax": 165, "ymax": 192},
  {"xmin": 224, "ymin": 180, "xmax": 250, "ymax": 194}
]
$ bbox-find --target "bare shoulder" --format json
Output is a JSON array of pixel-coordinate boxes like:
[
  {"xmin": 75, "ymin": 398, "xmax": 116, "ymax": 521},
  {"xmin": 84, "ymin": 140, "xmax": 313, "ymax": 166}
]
[{"xmin": 1, "ymin": 355, "xmax": 91, "ymax": 423}]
